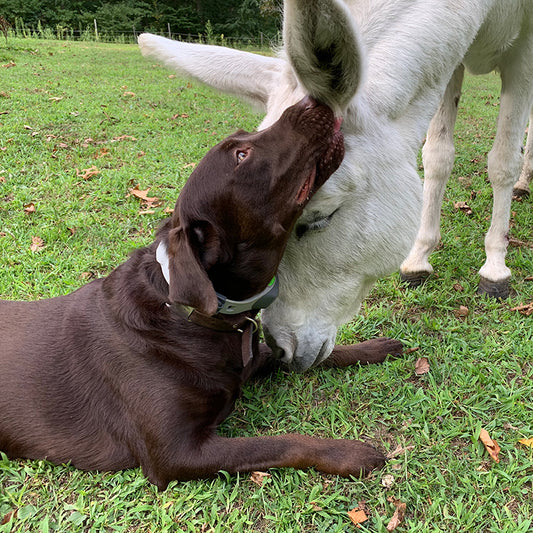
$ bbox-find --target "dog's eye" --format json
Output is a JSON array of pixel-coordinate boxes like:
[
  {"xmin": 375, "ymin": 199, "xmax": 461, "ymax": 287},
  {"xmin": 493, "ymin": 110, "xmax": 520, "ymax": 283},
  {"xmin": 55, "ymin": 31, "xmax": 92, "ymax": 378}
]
[{"xmin": 236, "ymin": 150, "xmax": 248, "ymax": 163}]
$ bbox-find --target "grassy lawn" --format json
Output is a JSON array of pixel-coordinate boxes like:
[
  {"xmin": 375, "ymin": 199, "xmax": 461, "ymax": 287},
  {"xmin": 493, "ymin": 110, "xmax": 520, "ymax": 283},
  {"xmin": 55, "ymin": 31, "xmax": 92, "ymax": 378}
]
[{"xmin": 0, "ymin": 38, "xmax": 532, "ymax": 532}]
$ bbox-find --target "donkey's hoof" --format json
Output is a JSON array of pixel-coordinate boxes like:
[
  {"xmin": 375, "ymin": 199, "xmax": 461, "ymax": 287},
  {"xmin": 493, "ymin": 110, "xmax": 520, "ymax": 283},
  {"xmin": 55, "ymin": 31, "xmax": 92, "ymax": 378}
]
[
  {"xmin": 512, "ymin": 187, "xmax": 530, "ymax": 199},
  {"xmin": 399, "ymin": 271, "xmax": 431, "ymax": 288},
  {"xmin": 477, "ymin": 277, "xmax": 510, "ymax": 299}
]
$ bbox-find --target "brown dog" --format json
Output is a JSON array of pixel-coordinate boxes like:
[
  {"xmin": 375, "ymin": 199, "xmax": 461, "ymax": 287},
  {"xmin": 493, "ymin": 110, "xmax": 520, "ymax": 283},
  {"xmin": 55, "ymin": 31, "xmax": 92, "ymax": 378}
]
[{"xmin": 0, "ymin": 97, "xmax": 401, "ymax": 489}]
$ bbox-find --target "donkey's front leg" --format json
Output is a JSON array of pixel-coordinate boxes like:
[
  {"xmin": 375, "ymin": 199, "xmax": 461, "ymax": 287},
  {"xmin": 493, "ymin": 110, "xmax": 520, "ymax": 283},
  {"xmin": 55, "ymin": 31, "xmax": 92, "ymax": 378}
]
[{"xmin": 400, "ymin": 64, "xmax": 464, "ymax": 287}]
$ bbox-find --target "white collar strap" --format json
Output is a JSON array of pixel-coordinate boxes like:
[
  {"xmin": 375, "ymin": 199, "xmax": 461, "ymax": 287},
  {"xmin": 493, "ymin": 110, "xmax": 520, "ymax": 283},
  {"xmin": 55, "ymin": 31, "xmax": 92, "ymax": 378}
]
[{"xmin": 155, "ymin": 241, "xmax": 279, "ymax": 315}]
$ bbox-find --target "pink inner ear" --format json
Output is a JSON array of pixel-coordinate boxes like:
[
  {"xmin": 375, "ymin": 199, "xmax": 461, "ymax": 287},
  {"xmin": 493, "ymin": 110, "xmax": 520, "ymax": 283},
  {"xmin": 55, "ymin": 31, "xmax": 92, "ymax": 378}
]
[{"xmin": 166, "ymin": 227, "xmax": 219, "ymax": 316}]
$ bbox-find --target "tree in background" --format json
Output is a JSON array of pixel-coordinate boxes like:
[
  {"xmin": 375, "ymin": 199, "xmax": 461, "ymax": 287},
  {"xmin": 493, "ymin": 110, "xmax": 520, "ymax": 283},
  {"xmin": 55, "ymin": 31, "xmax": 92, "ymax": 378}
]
[{"xmin": 0, "ymin": 0, "xmax": 282, "ymax": 40}]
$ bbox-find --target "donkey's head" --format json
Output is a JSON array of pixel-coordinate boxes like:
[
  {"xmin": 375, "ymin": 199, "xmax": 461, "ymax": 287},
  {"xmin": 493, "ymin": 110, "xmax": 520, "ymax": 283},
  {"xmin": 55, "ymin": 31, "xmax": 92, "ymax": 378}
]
[{"xmin": 139, "ymin": 0, "xmax": 422, "ymax": 371}]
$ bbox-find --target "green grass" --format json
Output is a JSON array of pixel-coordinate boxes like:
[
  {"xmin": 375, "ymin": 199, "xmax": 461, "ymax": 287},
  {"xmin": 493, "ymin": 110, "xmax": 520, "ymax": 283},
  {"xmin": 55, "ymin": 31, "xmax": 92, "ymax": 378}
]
[{"xmin": 1, "ymin": 38, "xmax": 532, "ymax": 532}]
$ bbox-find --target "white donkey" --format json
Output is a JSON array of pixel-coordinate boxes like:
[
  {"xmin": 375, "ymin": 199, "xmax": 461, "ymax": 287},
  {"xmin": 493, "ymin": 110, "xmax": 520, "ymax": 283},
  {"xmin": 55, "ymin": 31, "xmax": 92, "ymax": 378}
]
[{"xmin": 139, "ymin": 0, "xmax": 533, "ymax": 372}]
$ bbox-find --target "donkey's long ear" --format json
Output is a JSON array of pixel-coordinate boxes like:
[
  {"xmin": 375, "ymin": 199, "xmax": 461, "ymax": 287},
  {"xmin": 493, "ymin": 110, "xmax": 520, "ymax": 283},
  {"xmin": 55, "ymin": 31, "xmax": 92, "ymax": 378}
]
[
  {"xmin": 283, "ymin": 0, "xmax": 363, "ymax": 112},
  {"xmin": 138, "ymin": 34, "xmax": 284, "ymax": 111},
  {"xmin": 165, "ymin": 226, "xmax": 219, "ymax": 316}
]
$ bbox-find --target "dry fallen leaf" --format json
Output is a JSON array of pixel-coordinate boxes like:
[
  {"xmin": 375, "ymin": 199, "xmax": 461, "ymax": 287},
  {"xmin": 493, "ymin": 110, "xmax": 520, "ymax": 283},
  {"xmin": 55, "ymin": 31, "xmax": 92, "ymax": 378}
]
[
  {"xmin": 479, "ymin": 428, "xmax": 500, "ymax": 463},
  {"xmin": 381, "ymin": 474, "xmax": 395, "ymax": 489},
  {"xmin": 23, "ymin": 202, "xmax": 36, "ymax": 214},
  {"xmin": 0, "ymin": 176, "xmax": 5, "ymax": 182},
  {"xmin": 386, "ymin": 444, "xmax": 415, "ymax": 459},
  {"xmin": 76, "ymin": 166, "xmax": 100, "ymax": 181},
  {"xmin": 510, "ymin": 303, "xmax": 533, "ymax": 316},
  {"xmin": 386, "ymin": 499, "xmax": 406, "ymax": 532},
  {"xmin": 1, "ymin": 508, "xmax": 17, "ymax": 525},
  {"xmin": 1, "ymin": 61, "xmax": 16, "ymax": 68},
  {"xmin": 518, "ymin": 437, "xmax": 533, "ymax": 449},
  {"xmin": 128, "ymin": 185, "xmax": 161, "ymax": 209},
  {"xmin": 250, "ymin": 471, "xmax": 271, "ymax": 486},
  {"xmin": 454, "ymin": 305, "xmax": 469, "ymax": 319},
  {"xmin": 415, "ymin": 357, "xmax": 430, "ymax": 375},
  {"xmin": 404, "ymin": 347, "xmax": 420, "ymax": 355},
  {"xmin": 347, "ymin": 507, "xmax": 368, "ymax": 528},
  {"xmin": 30, "ymin": 236, "xmax": 45, "ymax": 252},
  {"xmin": 454, "ymin": 201, "xmax": 473, "ymax": 215}
]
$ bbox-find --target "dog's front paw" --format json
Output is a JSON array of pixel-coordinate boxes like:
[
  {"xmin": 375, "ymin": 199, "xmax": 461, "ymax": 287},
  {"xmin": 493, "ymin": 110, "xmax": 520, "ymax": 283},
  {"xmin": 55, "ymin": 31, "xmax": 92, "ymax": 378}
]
[{"xmin": 316, "ymin": 440, "xmax": 386, "ymax": 478}]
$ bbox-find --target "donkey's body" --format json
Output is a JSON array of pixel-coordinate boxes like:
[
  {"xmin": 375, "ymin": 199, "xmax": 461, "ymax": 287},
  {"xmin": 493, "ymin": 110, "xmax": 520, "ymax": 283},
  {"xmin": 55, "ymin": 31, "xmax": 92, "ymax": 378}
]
[{"xmin": 139, "ymin": 0, "xmax": 532, "ymax": 371}]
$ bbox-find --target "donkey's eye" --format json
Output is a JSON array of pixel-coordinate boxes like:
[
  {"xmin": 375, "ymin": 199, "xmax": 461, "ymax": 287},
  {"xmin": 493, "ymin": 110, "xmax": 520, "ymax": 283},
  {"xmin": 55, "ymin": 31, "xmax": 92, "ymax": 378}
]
[{"xmin": 236, "ymin": 150, "xmax": 248, "ymax": 163}]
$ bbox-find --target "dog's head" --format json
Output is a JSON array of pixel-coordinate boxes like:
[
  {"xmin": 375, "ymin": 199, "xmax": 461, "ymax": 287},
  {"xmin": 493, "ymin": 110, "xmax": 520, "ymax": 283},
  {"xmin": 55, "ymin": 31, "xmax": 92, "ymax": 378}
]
[{"xmin": 160, "ymin": 97, "xmax": 344, "ymax": 315}]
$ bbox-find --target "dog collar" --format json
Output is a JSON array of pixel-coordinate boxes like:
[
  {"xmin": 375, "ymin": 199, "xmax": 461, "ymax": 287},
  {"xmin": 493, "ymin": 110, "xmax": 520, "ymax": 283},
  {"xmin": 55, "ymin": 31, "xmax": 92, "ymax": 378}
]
[{"xmin": 156, "ymin": 241, "xmax": 279, "ymax": 315}]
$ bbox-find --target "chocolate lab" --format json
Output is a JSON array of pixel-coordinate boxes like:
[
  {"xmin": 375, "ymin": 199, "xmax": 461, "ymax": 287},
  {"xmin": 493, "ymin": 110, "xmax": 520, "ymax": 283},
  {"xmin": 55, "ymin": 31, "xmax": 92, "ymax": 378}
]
[{"xmin": 0, "ymin": 97, "xmax": 401, "ymax": 489}]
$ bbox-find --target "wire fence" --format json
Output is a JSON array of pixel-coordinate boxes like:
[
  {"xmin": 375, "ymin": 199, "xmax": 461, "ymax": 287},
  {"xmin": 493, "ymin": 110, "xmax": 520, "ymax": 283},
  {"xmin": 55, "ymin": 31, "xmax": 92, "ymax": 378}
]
[{"xmin": 2, "ymin": 17, "xmax": 280, "ymax": 50}]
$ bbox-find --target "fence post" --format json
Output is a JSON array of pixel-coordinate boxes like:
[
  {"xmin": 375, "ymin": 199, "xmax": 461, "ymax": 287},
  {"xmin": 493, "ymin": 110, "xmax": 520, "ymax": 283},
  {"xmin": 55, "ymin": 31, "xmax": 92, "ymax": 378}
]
[
  {"xmin": 168, "ymin": 23, "xmax": 171, "ymax": 38},
  {"xmin": 94, "ymin": 19, "xmax": 98, "ymax": 40}
]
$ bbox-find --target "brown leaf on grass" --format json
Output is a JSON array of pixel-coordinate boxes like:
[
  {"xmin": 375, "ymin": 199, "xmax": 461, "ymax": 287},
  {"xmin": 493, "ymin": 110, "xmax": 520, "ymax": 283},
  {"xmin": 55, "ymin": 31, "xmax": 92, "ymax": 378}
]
[
  {"xmin": 1, "ymin": 61, "xmax": 16, "ymax": 68},
  {"xmin": 453, "ymin": 283, "xmax": 464, "ymax": 292},
  {"xmin": 479, "ymin": 428, "xmax": 500, "ymax": 463},
  {"xmin": 48, "ymin": 96, "xmax": 63, "ymax": 102},
  {"xmin": 509, "ymin": 237, "xmax": 533, "ymax": 249},
  {"xmin": 510, "ymin": 303, "xmax": 533, "ymax": 316},
  {"xmin": 386, "ymin": 444, "xmax": 415, "ymax": 459},
  {"xmin": 347, "ymin": 507, "xmax": 368, "ymax": 528},
  {"xmin": 381, "ymin": 474, "xmax": 395, "ymax": 489},
  {"xmin": 76, "ymin": 166, "xmax": 100, "ymax": 181},
  {"xmin": 1, "ymin": 508, "xmax": 17, "ymax": 525},
  {"xmin": 386, "ymin": 498, "xmax": 406, "ymax": 532},
  {"xmin": 128, "ymin": 185, "xmax": 161, "ymax": 209},
  {"xmin": 250, "ymin": 471, "xmax": 271, "ymax": 486},
  {"xmin": 23, "ymin": 202, "xmax": 36, "ymax": 214},
  {"xmin": 454, "ymin": 305, "xmax": 469, "ymax": 320},
  {"xmin": 0, "ymin": 176, "xmax": 5, "ymax": 182},
  {"xmin": 163, "ymin": 207, "xmax": 174, "ymax": 214},
  {"xmin": 518, "ymin": 437, "xmax": 533, "ymax": 449},
  {"xmin": 112, "ymin": 134, "xmax": 137, "ymax": 142},
  {"xmin": 525, "ymin": 276, "xmax": 533, "ymax": 282},
  {"xmin": 183, "ymin": 162, "xmax": 196, "ymax": 169},
  {"xmin": 454, "ymin": 201, "xmax": 473, "ymax": 215},
  {"xmin": 123, "ymin": 91, "xmax": 136, "ymax": 97},
  {"xmin": 94, "ymin": 147, "xmax": 109, "ymax": 159},
  {"xmin": 30, "ymin": 236, "xmax": 45, "ymax": 252},
  {"xmin": 415, "ymin": 357, "xmax": 430, "ymax": 375},
  {"xmin": 404, "ymin": 347, "xmax": 420, "ymax": 355}
]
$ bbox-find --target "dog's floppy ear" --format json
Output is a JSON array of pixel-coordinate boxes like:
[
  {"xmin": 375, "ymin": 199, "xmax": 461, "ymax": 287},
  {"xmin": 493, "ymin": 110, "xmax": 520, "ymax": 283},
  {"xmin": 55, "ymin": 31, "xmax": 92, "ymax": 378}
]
[{"xmin": 166, "ymin": 225, "xmax": 219, "ymax": 316}]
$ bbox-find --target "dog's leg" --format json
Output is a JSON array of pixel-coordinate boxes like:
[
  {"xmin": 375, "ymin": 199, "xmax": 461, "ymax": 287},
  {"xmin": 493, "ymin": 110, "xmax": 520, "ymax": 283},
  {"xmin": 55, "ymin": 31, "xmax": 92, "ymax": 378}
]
[
  {"xmin": 322, "ymin": 338, "xmax": 403, "ymax": 367},
  {"xmin": 252, "ymin": 338, "xmax": 402, "ymax": 374},
  {"xmin": 150, "ymin": 433, "xmax": 385, "ymax": 489}
]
